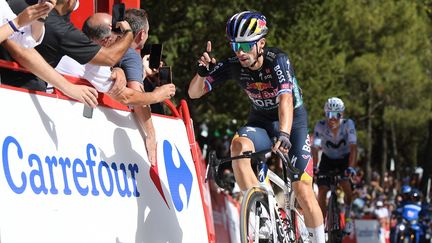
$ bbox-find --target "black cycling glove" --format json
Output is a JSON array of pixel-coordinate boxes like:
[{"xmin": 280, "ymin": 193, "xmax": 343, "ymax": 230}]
[
  {"xmin": 196, "ymin": 53, "xmax": 215, "ymax": 77},
  {"xmin": 277, "ymin": 131, "xmax": 292, "ymax": 150}
]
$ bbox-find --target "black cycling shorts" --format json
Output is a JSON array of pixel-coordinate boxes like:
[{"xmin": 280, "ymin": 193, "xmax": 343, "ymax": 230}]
[
  {"xmin": 316, "ymin": 153, "xmax": 350, "ymax": 187},
  {"xmin": 235, "ymin": 105, "xmax": 313, "ymax": 181}
]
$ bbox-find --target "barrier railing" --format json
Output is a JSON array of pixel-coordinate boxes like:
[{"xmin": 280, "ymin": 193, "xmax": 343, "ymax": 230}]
[{"xmin": 0, "ymin": 58, "xmax": 215, "ymax": 242}]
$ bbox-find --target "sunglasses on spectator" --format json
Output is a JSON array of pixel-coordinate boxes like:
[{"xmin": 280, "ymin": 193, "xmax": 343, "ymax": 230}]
[
  {"xmin": 230, "ymin": 41, "xmax": 256, "ymax": 52},
  {"xmin": 326, "ymin": 111, "xmax": 342, "ymax": 119}
]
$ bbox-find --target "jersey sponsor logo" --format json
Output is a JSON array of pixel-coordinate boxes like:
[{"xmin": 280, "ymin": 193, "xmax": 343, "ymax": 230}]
[
  {"xmin": 246, "ymin": 82, "xmax": 273, "ymax": 91},
  {"xmin": 245, "ymin": 90, "xmax": 262, "ymax": 99},
  {"xmin": 267, "ymin": 51, "xmax": 276, "ymax": 60},
  {"xmin": 325, "ymin": 139, "xmax": 346, "ymax": 149},
  {"xmin": 302, "ymin": 134, "xmax": 311, "ymax": 153},
  {"xmin": 250, "ymin": 97, "xmax": 278, "ymax": 108},
  {"xmin": 280, "ymin": 83, "xmax": 292, "ymax": 90},
  {"xmin": 264, "ymin": 74, "xmax": 272, "ymax": 80},
  {"xmin": 151, "ymin": 140, "xmax": 193, "ymax": 212},
  {"xmin": 273, "ymin": 65, "xmax": 286, "ymax": 83},
  {"xmin": 265, "ymin": 68, "xmax": 271, "ymax": 74},
  {"xmin": 261, "ymin": 89, "xmax": 278, "ymax": 99}
]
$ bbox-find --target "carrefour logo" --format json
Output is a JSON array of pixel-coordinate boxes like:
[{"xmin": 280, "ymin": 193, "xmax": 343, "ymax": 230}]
[{"xmin": 150, "ymin": 140, "xmax": 193, "ymax": 212}]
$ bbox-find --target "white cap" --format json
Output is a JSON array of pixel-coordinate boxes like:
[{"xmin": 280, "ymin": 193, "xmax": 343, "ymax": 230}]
[
  {"xmin": 376, "ymin": 201, "xmax": 383, "ymax": 207},
  {"xmin": 73, "ymin": 0, "xmax": 80, "ymax": 11}
]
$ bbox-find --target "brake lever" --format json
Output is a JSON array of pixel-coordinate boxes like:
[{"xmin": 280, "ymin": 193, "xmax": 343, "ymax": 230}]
[{"xmin": 275, "ymin": 149, "xmax": 300, "ymax": 174}]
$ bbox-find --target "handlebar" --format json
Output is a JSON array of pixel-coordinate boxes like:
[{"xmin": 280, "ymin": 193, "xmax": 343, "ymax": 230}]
[{"xmin": 205, "ymin": 149, "xmax": 300, "ymax": 183}]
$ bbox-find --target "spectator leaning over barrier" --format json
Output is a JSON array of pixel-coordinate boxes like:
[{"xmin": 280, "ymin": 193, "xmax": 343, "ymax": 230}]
[
  {"xmin": 0, "ymin": 0, "xmax": 49, "ymax": 43},
  {"xmin": 2, "ymin": 0, "xmax": 133, "ymax": 94},
  {"xmin": 0, "ymin": 0, "xmax": 98, "ymax": 107},
  {"xmin": 55, "ymin": 12, "xmax": 175, "ymax": 166}
]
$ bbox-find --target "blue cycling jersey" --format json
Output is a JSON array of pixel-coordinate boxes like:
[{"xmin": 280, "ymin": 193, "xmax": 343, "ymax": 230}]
[{"xmin": 204, "ymin": 47, "xmax": 304, "ymax": 120}]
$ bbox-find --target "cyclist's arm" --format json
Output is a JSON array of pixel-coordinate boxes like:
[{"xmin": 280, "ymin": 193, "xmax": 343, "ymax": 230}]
[
  {"xmin": 348, "ymin": 144, "xmax": 357, "ymax": 167},
  {"xmin": 347, "ymin": 119, "xmax": 358, "ymax": 167},
  {"xmin": 278, "ymin": 93, "xmax": 293, "ymax": 134},
  {"xmin": 188, "ymin": 74, "xmax": 206, "ymax": 99}
]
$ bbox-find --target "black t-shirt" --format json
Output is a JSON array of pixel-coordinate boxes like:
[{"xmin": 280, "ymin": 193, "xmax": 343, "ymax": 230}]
[
  {"xmin": 0, "ymin": 0, "xmax": 101, "ymax": 91},
  {"xmin": 37, "ymin": 10, "xmax": 101, "ymax": 67}
]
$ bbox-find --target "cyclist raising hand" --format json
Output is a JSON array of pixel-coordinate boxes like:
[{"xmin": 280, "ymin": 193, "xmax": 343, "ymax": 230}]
[
  {"xmin": 312, "ymin": 97, "xmax": 358, "ymax": 234},
  {"xmin": 189, "ymin": 11, "xmax": 324, "ymax": 243}
]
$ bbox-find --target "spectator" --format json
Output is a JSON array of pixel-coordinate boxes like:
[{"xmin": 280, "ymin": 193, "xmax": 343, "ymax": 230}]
[
  {"xmin": 374, "ymin": 200, "xmax": 390, "ymax": 228},
  {"xmin": 0, "ymin": 0, "xmax": 98, "ymax": 107},
  {"xmin": 142, "ymin": 57, "xmax": 167, "ymax": 115},
  {"xmin": 0, "ymin": 0, "xmax": 50, "ymax": 44},
  {"xmin": 2, "ymin": 0, "xmax": 133, "ymax": 92},
  {"xmin": 56, "ymin": 12, "xmax": 175, "ymax": 165}
]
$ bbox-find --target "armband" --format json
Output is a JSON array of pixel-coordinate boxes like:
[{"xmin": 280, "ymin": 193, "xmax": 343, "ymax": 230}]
[{"xmin": 8, "ymin": 21, "xmax": 20, "ymax": 32}]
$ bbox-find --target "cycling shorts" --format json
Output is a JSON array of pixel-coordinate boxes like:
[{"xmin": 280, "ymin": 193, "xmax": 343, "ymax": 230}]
[
  {"xmin": 316, "ymin": 153, "xmax": 350, "ymax": 187},
  {"xmin": 235, "ymin": 105, "xmax": 313, "ymax": 182}
]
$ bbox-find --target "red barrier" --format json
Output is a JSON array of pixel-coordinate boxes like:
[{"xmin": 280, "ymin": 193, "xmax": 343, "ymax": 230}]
[{"xmin": 179, "ymin": 99, "xmax": 216, "ymax": 243}]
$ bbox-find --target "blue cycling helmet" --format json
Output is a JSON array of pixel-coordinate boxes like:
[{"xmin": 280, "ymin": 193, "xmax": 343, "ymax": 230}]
[
  {"xmin": 401, "ymin": 185, "xmax": 412, "ymax": 194},
  {"xmin": 226, "ymin": 11, "xmax": 268, "ymax": 42}
]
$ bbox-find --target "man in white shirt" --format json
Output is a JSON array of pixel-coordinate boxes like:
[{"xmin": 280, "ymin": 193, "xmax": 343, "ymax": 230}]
[{"xmin": 0, "ymin": 0, "xmax": 99, "ymax": 107}]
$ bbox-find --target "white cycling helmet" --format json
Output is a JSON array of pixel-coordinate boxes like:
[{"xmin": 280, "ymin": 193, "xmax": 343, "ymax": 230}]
[{"xmin": 324, "ymin": 97, "xmax": 345, "ymax": 113}]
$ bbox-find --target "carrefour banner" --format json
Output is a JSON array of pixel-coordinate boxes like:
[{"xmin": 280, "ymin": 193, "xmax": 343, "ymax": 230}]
[{"xmin": 0, "ymin": 87, "xmax": 208, "ymax": 243}]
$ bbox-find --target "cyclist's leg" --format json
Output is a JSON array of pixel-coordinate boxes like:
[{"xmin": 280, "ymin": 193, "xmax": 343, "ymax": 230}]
[
  {"xmin": 317, "ymin": 185, "xmax": 330, "ymax": 219},
  {"xmin": 288, "ymin": 127, "xmax": 324, "ymax": 243},
  {"xmin": 316, "ymin": 153, "xmax": 337, "ymax": 219},
  {"xmin": 339, "ymin": 180, "xmax": 353, "ymax": 215},
  {"xmin": 232, "ymin": 126, "xmax": 273, "ymax": 191}
]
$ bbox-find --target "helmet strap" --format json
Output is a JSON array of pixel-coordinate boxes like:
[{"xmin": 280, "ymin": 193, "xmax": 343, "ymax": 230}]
[{"xmin": 249, "ymin": 43, "xmax": 263, "ymax": 68}]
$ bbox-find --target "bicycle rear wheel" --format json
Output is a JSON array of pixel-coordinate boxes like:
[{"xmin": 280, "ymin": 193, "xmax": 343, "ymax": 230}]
[
  {"xmin": 327, "ymin": 193, "xmax": 343, "ymax": 243},
  {"xmin": 240, "ymin": 187, "xmax": 287, "ymax": 243}
]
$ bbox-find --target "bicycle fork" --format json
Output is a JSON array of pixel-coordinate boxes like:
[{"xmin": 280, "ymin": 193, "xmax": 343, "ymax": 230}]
[{"xmin": 257, "ymin": 162, "xmax": 288, "ymax": 242}]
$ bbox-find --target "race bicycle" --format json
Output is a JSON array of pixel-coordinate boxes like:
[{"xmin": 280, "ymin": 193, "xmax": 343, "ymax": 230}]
[
  {"xmin": 205, "ymin": 149, "xmax": 311, "ymax": 243},
  {"xmin": 316, "ymin": 170, "xmax": 346, "ymax": 243}
]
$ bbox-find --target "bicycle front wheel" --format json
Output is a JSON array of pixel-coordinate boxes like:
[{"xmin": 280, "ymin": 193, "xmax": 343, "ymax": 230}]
[
  {"xmin": 240, "ymin": 187, "xmax": 286, "ymax": 243},
  {"xmin": 327, "ymin": 193, "xmax": 342, "ymax": 243}
]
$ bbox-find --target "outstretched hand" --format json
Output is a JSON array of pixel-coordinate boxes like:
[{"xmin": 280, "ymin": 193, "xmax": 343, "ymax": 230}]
[
  {"xmin": 153, "ymin": 83, "xmax": 176, "ymax": 102},
  {"xmin": 65, "ymin": 85, "xmax": 99, "ymax": 108},
  {"xmin": 108, "ymin": 67, "xmax": 127, "ymax": 96},
  {"xmin": 15, "ymin": 1, "xmax": 55, "ymax": 27},
  {"xmin": 197, "ymin": 41, "xmax": 217, "ymax": 77}
]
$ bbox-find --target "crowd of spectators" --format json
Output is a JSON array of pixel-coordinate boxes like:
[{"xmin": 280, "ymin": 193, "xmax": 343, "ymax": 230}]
[
  {"xmin": 0, "ymin": 0, "xmax": 175, "ymax": 165},
  {"xmin": 200, "ymin": 124, "xmax": 431, "ymax": 240}
]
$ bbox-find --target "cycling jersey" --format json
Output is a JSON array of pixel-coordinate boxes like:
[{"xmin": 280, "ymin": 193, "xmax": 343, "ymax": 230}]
[
  {"xmin": 313, "ymin": 119, "xmax": 357, "ymax": 159},
  {"xmin": 204, "ymin": 47, "xmax": 304, "ymax": 120},
  {"xmin": 205, "ymin": 47, "xmax": 312, "ymax": 181}
]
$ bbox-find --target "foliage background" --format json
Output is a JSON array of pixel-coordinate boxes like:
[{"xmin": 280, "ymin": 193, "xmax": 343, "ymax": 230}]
[{"xmin": 141, "ymin": 0, "xmax": 432, "ymax": 185}]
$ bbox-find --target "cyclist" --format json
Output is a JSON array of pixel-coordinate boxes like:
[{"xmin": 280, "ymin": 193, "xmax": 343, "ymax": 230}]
[
  {"xmin": 312, "ymin": 97, "xmax": 358, "ymax": 234},
  {"xmin": 188, "ymin": 11, "xmax": 324, "ymax": 243}
]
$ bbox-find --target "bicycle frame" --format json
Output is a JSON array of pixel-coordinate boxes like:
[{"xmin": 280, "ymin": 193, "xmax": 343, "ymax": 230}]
[
  {"xmin": 318, "ymin": 171, "xmax": 345, "ymax": 242},
  {"xmin": 206, "ymin": 149, "xmax": 310, "ymax": 242}
]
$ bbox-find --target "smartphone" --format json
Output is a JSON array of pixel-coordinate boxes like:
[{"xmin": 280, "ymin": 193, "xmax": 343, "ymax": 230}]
[
  {"xmin": 111, "ymin": 3, "xmax": 126, "ymax": 33},
  {"xmin": 158, "ymin": 66, "xmax": 172, "ymax": 85},
  {"xmin": 83, "ymin": 106, "xmax": 94, "ymax": 119},
  {"xmin": 141, "ymin": 44, "xmax": 152, "ymax": 57},
  {"xmin": 149, "ymin": 44, "xmax": 163, "ymax": 69}
]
